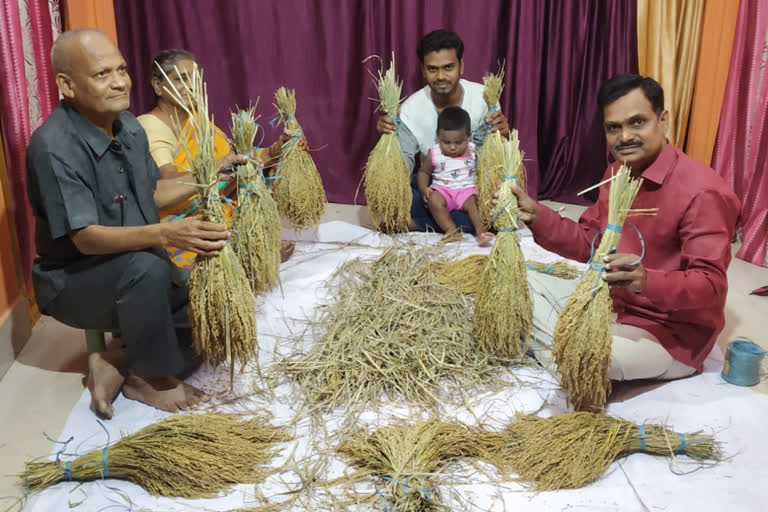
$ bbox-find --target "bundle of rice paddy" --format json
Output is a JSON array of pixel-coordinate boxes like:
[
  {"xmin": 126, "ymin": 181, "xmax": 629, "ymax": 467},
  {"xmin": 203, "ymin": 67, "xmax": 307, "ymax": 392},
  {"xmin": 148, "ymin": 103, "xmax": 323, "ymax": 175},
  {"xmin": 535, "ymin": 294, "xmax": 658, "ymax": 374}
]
[
  {"xmin": 272, "ymin": 87, "xmax": 327, "ymax": 228},
  {"xmin": 363, "ymin": 55, "xmax": 412, "ymax": 233},
  {"xmin": 552, "ymin": 165, "xmax": 643, "ymax": 411},
  {"xmin": 337, "ymin": 419, "xmax": 489, "ymax": 511},
  {"xmin": 473, "ymin": 130, "xmax": 532, "ymax": 358},
  {"xmin": 278, "ymin": 247, "xmax": 516, "ymax": 417},
  {"xmin": 231, "ymin": 107, "xmax": 282, "ymax": 294},
  {"xmin": 475, "ymin": 65, "xmax": 505, "ymax": 227},
  {"xmin": 22, "ymin": 413, "xmax": 291, "ymax": 498},
  {"xmin": 489, "ymin": 412, "xmax": 721, "ymax": 490},
  {"xmin": 430, "ymin": 255, "xmax": 580, "ymax": 295},
  {"xmin": 158, "ymin": 65, "xmax": 258, "ymax": 375}
]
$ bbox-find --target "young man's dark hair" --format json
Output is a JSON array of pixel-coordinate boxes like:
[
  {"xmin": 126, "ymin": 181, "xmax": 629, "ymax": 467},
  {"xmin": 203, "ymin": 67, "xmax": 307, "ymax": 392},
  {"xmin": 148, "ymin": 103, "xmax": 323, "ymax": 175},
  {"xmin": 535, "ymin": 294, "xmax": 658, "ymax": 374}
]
[
  {"xmin": 597, "ymin": 74, "xmax": 664, "ymax": 115},
  {"xmin": 437, "ymin": 106, "xmax": 471, "ymax": 135},
  {"xmin": 417, "ymin": 29, "xmax": 464, "ymax": 62}
]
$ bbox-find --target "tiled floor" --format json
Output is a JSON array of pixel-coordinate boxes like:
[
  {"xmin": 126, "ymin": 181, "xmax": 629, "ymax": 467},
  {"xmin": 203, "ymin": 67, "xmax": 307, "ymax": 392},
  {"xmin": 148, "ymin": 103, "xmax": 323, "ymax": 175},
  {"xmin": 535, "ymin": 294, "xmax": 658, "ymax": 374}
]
[{"xmin": 1, "ymin": 202, "xmax": 766, "ymax": 504}]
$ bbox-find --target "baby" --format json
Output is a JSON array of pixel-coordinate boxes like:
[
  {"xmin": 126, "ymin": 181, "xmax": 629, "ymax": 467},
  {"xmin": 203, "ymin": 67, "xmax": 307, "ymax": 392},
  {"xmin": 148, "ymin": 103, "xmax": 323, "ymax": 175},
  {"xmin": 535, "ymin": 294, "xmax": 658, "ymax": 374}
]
[{"xmin": 417, "ymin": 106, "xmax": 494, "ymax": 246}]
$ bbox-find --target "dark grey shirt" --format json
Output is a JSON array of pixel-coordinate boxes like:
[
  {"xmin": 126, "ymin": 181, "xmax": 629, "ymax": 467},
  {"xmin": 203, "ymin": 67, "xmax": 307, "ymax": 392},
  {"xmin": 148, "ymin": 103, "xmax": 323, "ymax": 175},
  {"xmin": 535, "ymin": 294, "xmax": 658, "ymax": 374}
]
[{"xmin": 26, "ymin": 102, "xmax": 161, "ymax": 308}]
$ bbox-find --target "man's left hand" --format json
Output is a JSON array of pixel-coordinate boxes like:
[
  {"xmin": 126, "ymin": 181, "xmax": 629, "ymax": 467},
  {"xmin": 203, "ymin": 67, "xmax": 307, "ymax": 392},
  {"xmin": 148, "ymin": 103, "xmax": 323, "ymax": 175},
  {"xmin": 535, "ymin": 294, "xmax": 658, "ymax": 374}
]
[
  {"xmin": 602, "ymin": 253, "xmax": 646, "ymax": 293},
  {"xmin": 486, "ymin": 111, "xmax": 510, "ymax": 137}
]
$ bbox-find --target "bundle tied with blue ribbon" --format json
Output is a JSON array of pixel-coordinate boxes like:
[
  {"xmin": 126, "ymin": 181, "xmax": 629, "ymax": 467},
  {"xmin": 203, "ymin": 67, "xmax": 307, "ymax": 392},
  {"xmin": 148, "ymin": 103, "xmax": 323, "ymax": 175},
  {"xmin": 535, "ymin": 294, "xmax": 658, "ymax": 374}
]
[
  {"xmin": 475, "ymin": 63, "xmax": 506, "ymax": 227},
  {"xmin": 230, "ymin": 106, "xmax": 282, "ymax": 294},
  {"xmin": 473, "ymin": 129, "xmax": 532, "ymax": 358},
  {"xmin": 552, "ymin": 164, "xmax": 643, "ymax": 411},
  {"xmin": 362, "ymin": 54, "xmax": 412, "ymax": 233},
  {"xmin": 160, "ymin": 64, "xmax": 258, "ymax": 380},
  {"xmin": 21, "ymin": 413, "xmax": 292, "ymax": 498},
  {"xmin": 272, "ymin": 86, "xmax": 327, "ymax": 228},
  {"xmin": 489, "ymin": 412, "xmax": 721, "ymax": 490},
  {"xmin": 337, "ymin": 419, "xmax": 492, "ymax": 512}
]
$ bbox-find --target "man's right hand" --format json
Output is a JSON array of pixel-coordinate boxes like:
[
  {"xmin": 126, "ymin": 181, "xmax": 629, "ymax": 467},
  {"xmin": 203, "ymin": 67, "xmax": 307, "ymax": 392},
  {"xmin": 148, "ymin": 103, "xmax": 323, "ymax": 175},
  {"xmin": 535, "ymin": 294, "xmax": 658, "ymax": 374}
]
[
  {"xmin": 493, "ymin": 183, "xmax": 540, "ymax": 225},
  {"xmin": 376, "ymin": 107, "xmax": 397, "ymax": 135},
  {"xmin": 162, "ymin": 218, "xmax": 229, "ymax": 256}
]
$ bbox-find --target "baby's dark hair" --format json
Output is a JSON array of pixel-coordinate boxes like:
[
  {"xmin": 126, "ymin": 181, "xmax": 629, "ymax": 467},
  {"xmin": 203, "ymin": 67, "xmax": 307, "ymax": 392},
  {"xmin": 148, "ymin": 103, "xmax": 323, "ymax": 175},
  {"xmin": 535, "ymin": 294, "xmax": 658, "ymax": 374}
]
[{"xmin": 437, "ymin": 106, "xmax": 471, "ymax": 135}]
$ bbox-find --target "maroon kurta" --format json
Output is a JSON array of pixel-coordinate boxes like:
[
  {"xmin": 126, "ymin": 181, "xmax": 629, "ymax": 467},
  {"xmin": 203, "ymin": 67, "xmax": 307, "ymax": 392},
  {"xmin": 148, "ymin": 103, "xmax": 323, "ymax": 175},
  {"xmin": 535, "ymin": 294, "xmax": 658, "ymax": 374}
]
[{"xmin": 531, "ymin": 144, "xmax": 740, "ymax": 371}]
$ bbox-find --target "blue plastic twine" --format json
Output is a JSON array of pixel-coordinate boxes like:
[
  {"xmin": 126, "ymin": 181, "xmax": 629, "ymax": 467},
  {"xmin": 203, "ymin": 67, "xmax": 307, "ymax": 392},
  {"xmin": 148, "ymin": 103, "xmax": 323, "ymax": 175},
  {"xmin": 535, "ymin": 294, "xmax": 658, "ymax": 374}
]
[
  {"xmin": 471, "ymin": 104, "xmax": 499, "ymax": 144},
  {"xmin": 380, "ymin": 475, "xmax": 434, "ymax": 501},
  {"xmin": 722, "ymin": 337, "xmax": 767, "ymax": 386},
  {"xmin": 637, "ymin": 425, "xmax": 646, "ymax": 451},
  {"xmin": 586, "ymin": 221, "xmax": 646, "ymax": 294},
  {"xmin": 491, "ymin": 175, "xmax": 520, "ymax": 229}
]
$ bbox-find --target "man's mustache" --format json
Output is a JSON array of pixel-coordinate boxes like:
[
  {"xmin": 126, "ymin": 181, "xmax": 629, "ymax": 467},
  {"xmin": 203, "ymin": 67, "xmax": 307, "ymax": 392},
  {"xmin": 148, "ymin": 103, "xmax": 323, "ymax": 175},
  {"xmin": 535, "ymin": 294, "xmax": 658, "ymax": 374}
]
[{"xmin": 615, "ymin": 141, "xmax": 642, "ymax": 152}]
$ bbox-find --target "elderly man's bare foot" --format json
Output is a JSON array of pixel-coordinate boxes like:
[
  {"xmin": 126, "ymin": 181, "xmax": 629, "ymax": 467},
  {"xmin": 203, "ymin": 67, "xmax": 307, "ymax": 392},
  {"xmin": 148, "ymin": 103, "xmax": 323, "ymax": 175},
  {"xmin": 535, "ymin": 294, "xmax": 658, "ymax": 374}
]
[
  {"xmin": 476, "ymin": 231, "xmax": 495, "ymax": 247},
  {"xmin": 123, "ymin": 375, "xmax": 209, "ymax": 413},
  {"xmin": 280, "ymin": 241, "xmax": 295, "ymax": 262},
  {"xmin": 440, "ymin": 230, "xmax": 463, "ymax": 244},
  {"xmin": 87, "ymin": 352, "xmax": 125, "ymax": 420}
]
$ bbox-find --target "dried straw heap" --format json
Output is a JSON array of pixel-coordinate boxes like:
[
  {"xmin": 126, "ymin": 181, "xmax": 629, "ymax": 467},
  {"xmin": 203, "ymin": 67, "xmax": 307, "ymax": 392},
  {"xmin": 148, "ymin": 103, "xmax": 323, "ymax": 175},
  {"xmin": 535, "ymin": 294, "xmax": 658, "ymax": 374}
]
[
  {"xmin": 22, "ymin": 413, "xmax": 291, "ymax": 498},
  {"xmin": 159, "ymin": 64, "xmax": 258, "ymax": 374},
  {"xmin": 363, "ymin": 55, "xmax": 412, "ymax": 232},
  {"xmin": 231, "ymin": 106, "xmax": 282, "ymax": 294},
  {"xmin": 552, "ymin": 165, "xmax": 643, "ymax": 411},
  {"xmin": 473, "ymin": 130, "xmax": 532, "ymax": 358},
  {"xmin": 475, "ymin": 64, "xmax": 505, "ymax": 227},
  {"xmin": 488, "ymin": 412, "xmax": 721, "ymax": 490},
  {"xmin": 337, "ymin": 419, "xmax": 491, "ymax": 511},
  {"xmin": 272, "ymin": 87, "xmax": 327, "ymax": 228},
  {"xmin": 279, "ymin": 247, "xmax": 516, "ymax": 418},
  {"xmin": 431, "ymin": 255, "xmax": 580, "ymax": 295}
]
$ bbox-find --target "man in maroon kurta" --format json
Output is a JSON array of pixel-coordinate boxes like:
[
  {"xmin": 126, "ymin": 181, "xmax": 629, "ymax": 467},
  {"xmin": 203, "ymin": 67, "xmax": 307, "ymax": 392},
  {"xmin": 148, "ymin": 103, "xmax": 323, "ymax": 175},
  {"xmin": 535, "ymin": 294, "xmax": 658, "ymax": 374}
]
[{"xmin": 515, "ymin": 74, "xmax": 740, "ymax": 386}]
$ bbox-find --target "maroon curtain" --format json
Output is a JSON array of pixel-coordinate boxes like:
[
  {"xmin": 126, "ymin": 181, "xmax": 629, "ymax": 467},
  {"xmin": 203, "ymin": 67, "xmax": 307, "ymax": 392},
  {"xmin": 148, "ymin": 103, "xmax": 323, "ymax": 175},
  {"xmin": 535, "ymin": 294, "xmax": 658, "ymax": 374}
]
[{"xmin": 114, "ymin": 0, "xmax": 637, "ymax": 204}]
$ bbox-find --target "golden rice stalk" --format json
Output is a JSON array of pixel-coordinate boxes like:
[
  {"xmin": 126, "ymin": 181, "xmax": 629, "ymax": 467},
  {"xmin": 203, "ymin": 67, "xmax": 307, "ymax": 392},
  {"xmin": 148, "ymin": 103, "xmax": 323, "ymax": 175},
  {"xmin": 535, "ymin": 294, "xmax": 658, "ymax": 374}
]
[
  {"xmin": 231, "ymin": 108, "xmax": 282, "ymax": 293},
  {"xmin": 431, "ymin": 255, "xmax": 580, "ymax": 295},
  {"xmin": 489, "ymin": 412, "xmax": 721, "ymax": 490},
  {"xmin": 272, "ymin": 87, "xmax": 327, "ymax": 228},
  {"xmin": 552, "ymin": 165, "xmax": 642, "ymax": 411},
  {"xmin": 476, "ymin": 131, "xmax": 506, "ymax": 228},
  {"xmin": 429, "ymin": 254, "xmax": 488, "ymax": 294},
  {"xmin": 363, "ymin": 55, "xmax": 412, "ymax": 232},
  {"xmin": 231, "ymin": 104, "xmax": 260, "ymax": 155},
  {"xmin": 476, "ymin": 63, "xmax": 506, "ymax": 227},
  {"xmin": 473, "ymin": 130, "xmax": 532, "ymax": 358},
  {"xmin": 22, "ymin": 413, "xmax": 291, "ymax": 498},
  {"xmin": 159, "ymin": 64, "xmax": 259, "ymax": 373},
  {"xmin": 278, "ymin": 247, "xmax": 517, "ymax": 418},
  {"xmin": 337, "ymin": 420, "xmax": 488, "ymax": 511},
  {"xmin": 525, "ymin": 260, "xmax": 581, "ymax": 280},
  {"xmin": 189, "ymin": 235, "xmax": 259, "ymax": 370}
]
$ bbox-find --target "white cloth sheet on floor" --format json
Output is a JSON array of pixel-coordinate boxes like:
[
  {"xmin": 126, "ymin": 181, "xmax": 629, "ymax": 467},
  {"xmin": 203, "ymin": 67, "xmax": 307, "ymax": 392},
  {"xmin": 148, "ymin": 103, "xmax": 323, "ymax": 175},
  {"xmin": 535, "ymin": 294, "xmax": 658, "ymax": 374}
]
[{"xmin": 20, "ymin": 222, "xmax": 768, "ymax": 511}]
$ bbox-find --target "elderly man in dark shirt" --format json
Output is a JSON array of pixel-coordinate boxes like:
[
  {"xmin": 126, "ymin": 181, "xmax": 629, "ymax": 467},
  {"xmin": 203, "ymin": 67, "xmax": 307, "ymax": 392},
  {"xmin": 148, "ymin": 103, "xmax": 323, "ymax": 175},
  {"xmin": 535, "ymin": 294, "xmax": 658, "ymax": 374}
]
[{"xmin": 26, "ymin": 29, "xmax": 245, "ymax": 418}]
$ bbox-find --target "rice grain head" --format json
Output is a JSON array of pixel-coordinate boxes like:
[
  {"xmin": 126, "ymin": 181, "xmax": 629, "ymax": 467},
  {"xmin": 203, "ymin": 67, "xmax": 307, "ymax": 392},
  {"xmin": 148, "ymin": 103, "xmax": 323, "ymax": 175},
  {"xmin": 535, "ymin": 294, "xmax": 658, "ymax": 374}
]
[{"xmin": 272, "ymin": 86, "xmax": 327, "ymax": 228}]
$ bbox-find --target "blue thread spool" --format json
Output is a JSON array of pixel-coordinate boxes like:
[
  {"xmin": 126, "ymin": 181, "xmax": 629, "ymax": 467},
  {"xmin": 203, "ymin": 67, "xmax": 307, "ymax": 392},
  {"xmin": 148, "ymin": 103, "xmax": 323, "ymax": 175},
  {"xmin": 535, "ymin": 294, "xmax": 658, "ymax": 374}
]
[{"xmin": 721, "ymin": 338, "xmax": 767, "ymax": 386}]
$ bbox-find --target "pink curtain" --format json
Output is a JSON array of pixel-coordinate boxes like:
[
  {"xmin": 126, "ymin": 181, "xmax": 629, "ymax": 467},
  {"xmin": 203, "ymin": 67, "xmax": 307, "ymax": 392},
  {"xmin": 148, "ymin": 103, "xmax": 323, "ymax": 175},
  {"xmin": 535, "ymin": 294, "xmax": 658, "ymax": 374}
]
[
  {"xmin": 712, "ymin": 0, "xmax": 768, "ymax": 267},
  {"xmin": 0, "ymin": 0, "xmax": 60, "ymax": 287}
]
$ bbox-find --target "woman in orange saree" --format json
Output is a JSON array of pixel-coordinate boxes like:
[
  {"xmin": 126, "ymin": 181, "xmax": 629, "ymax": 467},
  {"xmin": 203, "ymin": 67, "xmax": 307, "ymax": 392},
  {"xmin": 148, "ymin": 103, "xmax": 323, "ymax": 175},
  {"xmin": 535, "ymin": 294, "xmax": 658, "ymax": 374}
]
[{"xmin": 138, "ymin": 49, "xmax": 294, "ymax": 268}]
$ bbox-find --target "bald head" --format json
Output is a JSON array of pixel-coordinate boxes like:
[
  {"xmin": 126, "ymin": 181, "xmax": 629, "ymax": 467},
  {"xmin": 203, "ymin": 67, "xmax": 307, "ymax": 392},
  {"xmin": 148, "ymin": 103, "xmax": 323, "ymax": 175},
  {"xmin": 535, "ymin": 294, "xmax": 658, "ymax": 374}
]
[
  {"xmin": 51, "ymin": 28, "xmax": 114, "ymax": 75},
  {"xmin": 52, "ymin": 29, "xmax": 131, "ymax": 122}
]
